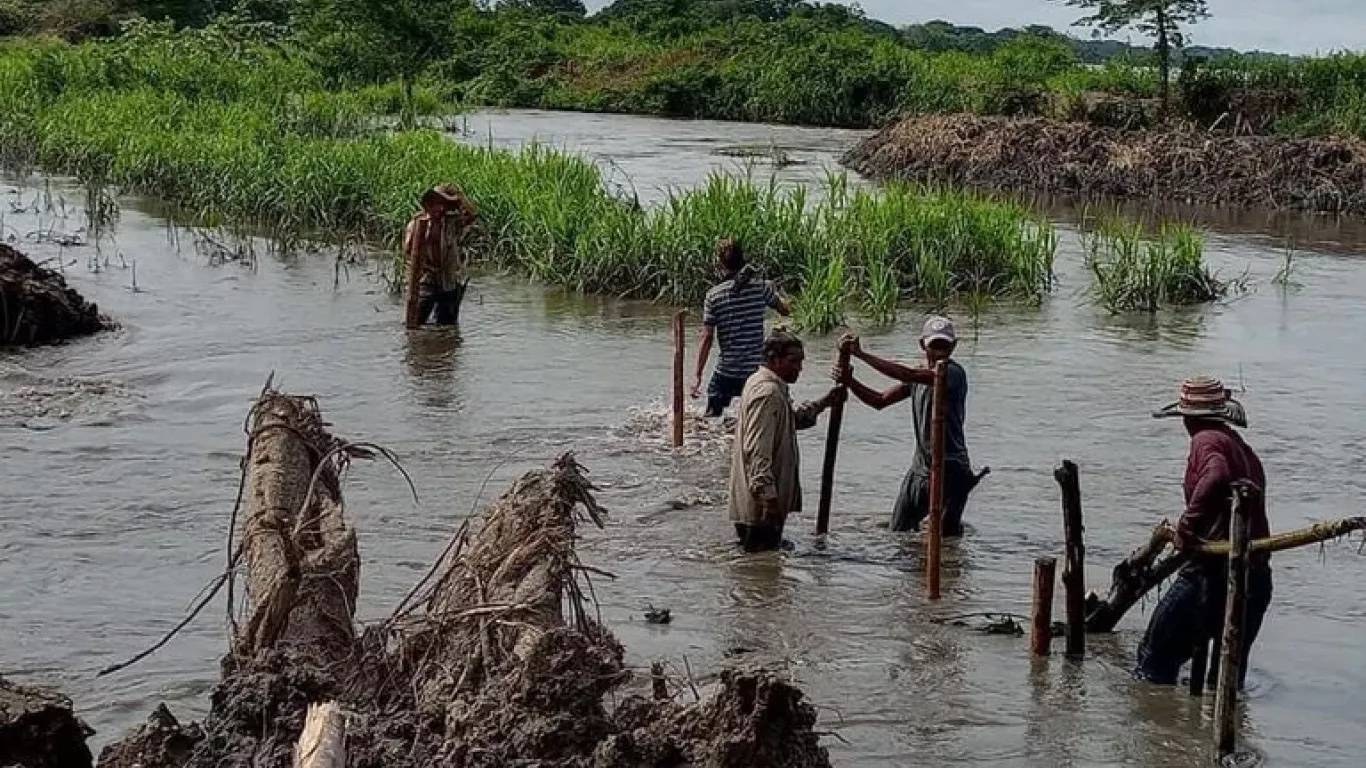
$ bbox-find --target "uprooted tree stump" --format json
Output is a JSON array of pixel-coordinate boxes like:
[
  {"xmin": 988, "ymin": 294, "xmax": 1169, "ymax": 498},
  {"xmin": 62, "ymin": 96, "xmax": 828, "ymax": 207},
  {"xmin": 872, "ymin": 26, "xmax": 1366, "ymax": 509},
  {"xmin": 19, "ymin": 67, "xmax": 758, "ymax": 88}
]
[
  {"xmin": 0, "ymin": 674, "xmax": 95, "ymax": 768},
  {"xmin": 1, "ymin": 244, "xmax": 110, "ymax": 347},
  {"xmin": 94, "ymin": 386, "xmax": 832, "ymax": 768}
]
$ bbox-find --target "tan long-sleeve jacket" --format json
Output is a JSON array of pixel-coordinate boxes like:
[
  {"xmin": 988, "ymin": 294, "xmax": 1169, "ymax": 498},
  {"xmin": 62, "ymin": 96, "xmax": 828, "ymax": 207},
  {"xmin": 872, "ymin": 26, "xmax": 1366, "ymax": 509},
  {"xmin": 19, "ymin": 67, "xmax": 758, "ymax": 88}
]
[{"xmin": 728, "ymin": 366, "xmax": 823, "ymax": 526}]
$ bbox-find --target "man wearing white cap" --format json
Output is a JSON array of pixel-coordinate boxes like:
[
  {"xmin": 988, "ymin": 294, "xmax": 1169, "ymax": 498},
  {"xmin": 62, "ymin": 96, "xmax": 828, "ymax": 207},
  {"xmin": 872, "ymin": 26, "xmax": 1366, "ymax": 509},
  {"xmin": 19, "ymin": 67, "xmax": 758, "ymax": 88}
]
[{"xmin": 834, "ymin": 315, "xmax": 978, "ymax": 536}]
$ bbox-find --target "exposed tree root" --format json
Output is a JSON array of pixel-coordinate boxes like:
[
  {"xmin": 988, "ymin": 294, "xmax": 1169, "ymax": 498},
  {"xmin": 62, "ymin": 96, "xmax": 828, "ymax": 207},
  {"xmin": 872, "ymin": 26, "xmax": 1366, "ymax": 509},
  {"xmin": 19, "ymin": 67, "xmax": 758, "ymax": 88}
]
[{"xmin": 90, "ymin": 387, "xmax": 830, "ymax": 768}]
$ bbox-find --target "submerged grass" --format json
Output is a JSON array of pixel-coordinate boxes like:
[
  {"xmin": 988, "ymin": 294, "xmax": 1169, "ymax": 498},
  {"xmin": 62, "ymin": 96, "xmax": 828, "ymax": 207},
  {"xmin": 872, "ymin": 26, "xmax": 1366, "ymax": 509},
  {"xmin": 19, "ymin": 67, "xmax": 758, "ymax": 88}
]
[
  {"xmin": 1083, "ymin": 218, "xmax": 1226, "ymax": 313},
  {"xmin": 0, "ymin": 37, "xmax": 1059, "ymax": 332}
]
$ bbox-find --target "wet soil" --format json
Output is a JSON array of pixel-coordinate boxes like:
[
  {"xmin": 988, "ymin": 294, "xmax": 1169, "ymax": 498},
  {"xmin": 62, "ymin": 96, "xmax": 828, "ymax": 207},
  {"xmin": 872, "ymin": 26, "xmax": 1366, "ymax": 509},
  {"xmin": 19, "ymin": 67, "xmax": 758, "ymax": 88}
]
[{"xmin": 0, "ymin": 243, "xmax": 109, "ymax": 347}]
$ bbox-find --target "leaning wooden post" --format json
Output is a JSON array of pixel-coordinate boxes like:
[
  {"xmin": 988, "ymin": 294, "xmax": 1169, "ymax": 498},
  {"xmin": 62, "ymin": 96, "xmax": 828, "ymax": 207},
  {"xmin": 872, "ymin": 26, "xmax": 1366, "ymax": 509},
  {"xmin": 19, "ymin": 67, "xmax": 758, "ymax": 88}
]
[
  {"xmin": 1214, "ymin": 483, "xmax": 1254, "ymax": 759},
  {"xmin": 926, "ymin": 360, "xmax": 948, "ymax": 600},
  {"xmin": 1030, "ymin": 556, "xmax": 1057, "ymax": 657},
  {"xmin": 1055, "ymin": 460, "xmax": 1086, "ymax": 659},
  {"xmin": 671, "ymin": 311, "xmax": 685, "ymax": 448},
  {"xmin": 816, "ymin": 344, "xmax": 852, "ymax": 535}
]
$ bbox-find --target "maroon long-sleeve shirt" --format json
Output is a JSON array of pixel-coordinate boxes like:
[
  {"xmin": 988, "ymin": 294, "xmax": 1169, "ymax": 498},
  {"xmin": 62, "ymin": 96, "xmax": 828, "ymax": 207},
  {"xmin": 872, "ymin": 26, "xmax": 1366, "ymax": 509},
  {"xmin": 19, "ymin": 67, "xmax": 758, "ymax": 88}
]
[{"xmin": 1178, "ymin": 424, "xmax": 1271, "ymax": 568}]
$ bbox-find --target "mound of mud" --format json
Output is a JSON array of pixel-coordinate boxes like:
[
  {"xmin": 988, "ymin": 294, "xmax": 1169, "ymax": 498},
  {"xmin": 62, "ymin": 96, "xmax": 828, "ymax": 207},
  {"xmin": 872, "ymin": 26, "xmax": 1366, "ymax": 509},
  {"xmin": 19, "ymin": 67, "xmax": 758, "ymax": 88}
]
[
  {"xmin": 91, "ymin": 388, "xmax": 831, "ymax": 768},
  {"xmin": 0, "ymin": 674, "xmax": 95, "ymax": 768},
  {"xmin": 1, "ymin": 244, "xmax": 109, "ymax": 347},
  {"xmin": 843, "ymin": 113, "xmax": 1366, "ymax": 215}
]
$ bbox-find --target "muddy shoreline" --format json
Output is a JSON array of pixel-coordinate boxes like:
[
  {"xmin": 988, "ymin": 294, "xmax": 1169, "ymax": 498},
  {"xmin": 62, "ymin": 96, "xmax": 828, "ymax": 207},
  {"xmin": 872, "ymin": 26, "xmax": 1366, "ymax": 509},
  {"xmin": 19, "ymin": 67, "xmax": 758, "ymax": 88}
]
[{"xmin": 842, "ymin": 114, "xmax": 1366, "ymax": 216}]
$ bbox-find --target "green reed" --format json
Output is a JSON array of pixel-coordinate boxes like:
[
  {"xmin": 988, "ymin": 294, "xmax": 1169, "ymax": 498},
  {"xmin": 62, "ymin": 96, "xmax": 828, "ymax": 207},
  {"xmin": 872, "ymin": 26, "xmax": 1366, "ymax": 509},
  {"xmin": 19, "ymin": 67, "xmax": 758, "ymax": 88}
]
[
  {"xmin": 1083, "ymin": 218, "xmax": 1225, "ymax": 313},
  {"xmin": 0, "ymin": 41, "xmax": 1059, "ymax": 333}
]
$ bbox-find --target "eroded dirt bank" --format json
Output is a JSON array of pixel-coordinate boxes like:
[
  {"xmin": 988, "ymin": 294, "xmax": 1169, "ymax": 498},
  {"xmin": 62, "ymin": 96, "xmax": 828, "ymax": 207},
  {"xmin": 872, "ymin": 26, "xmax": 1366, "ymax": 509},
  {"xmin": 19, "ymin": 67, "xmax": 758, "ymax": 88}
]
[
  {"xmin": 842, "ymin": 113, "xmax": 1366, "ymax": 215},
  {"xmin": 1, "ymin": 244, "xmax": 109, "ymax": 347}
]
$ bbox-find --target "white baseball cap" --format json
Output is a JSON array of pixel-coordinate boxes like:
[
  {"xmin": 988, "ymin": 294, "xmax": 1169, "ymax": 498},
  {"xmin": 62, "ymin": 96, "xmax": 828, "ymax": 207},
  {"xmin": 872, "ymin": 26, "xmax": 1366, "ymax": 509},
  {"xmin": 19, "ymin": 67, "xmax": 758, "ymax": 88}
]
[{"xmin": 920, "ymin": 315, "xmax": 956, "ymax": 345}]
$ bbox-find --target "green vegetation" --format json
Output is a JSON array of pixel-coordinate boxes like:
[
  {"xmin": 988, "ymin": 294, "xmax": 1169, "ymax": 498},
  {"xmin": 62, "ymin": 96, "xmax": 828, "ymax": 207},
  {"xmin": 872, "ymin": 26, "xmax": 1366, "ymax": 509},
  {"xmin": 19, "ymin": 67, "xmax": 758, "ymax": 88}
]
[
  {"xmin": 1082, "ymin": 217, "xmax": 1225, "ymax": 313},
  {"xmin": 0, "ymin": 21, "xmax": 1059, "ymax": 331},
  {"xmin": 3, "ymin": 1, "xmax": 1364, "ymax": 137}
]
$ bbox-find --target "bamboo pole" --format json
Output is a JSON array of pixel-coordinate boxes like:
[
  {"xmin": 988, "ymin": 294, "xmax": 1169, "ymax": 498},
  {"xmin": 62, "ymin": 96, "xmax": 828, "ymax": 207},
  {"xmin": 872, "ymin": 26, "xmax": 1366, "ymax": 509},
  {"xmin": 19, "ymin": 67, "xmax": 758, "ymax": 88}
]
[
  {"xmin": 1214, "ymin": 483, "xmax": 1255, "ymax": 759},
  {"xmin": 1086, "ymin": 516, "xmax": 1366, "ymax": 634},
  {"xmin": 1055, "ymin": 460, "xmax": 1085, "ymax": 659},
  {"xmin": 671, "ymin": 311, "xmax": 685, "ymax": 448},
  {"xmin": 816, "ymin": 345, "xmax": 852, "ymax": 536},
  {"xmin": 1030, "ymin": 556, "xmax": 1057, "ymax": 657},
  {"xmin": 926, "ymin": 361, "xmax": 947, "ymax": 600}
]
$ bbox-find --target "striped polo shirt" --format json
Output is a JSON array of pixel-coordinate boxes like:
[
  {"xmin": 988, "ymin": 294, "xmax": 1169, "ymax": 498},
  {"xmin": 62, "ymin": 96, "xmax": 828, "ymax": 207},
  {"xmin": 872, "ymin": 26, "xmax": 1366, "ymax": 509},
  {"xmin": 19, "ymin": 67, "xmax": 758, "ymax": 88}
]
[{"xmin": 703, "ymin": 276, "xmax": 781, "ymax": 380}]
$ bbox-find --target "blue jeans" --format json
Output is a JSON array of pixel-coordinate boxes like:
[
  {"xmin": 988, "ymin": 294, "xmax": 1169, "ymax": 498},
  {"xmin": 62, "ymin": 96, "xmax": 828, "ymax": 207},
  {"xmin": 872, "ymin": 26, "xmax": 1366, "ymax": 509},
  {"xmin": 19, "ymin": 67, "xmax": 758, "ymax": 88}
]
[
  {"xmin": 705, "ymin": 372, "xmax": 748, "ymax": 417},
  {"xmin": 1134, "ymin": 564, "xmax": 1273, "ymax": 687}
]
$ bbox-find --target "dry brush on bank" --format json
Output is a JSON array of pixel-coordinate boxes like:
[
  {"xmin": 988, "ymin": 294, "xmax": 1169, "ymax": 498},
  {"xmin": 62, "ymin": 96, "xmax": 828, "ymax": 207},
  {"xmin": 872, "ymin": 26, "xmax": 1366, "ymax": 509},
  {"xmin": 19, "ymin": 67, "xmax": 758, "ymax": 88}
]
[
  {"xmin": 89, "ymin": 385, "xmax": 830, "ymax": 768},
  {"xmin": 843, "ymin": 113, "xmax": 1366, "ymax": 216}
]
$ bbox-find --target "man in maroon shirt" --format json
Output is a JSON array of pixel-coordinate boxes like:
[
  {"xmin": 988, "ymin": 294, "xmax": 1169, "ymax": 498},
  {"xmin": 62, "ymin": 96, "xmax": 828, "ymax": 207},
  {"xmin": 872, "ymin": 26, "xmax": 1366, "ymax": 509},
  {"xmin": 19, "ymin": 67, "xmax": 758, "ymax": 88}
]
[{"xmin": 1134, "ymin": 376, "xmax": 1273, "ymax": 688}]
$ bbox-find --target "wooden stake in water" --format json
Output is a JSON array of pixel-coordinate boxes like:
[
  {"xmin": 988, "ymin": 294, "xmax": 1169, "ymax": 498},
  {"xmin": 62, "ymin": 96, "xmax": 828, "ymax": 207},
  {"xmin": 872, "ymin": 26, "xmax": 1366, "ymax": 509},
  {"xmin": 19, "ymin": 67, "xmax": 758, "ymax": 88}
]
[
  {"xmin": 816, "ymin": 345, "xmax": 853, "ymax": 536},
  {"xmin": 1214, "ymin": 482, "xmax": 1255, "ymax": 759},
  {"xmin": 1055, "ymin": 460, "xmax": 1086, "ymax": 659},
  {"xmin": 1031, "ymin": 556, "xmax": 1057, "ymax": 657},
  {"xmin": 671, "ymin": 311, "xmax": 685, "ymax": 448},
  {"xmin": 926, "ymin": 360, "xmax": 947, "ymax": 600}
]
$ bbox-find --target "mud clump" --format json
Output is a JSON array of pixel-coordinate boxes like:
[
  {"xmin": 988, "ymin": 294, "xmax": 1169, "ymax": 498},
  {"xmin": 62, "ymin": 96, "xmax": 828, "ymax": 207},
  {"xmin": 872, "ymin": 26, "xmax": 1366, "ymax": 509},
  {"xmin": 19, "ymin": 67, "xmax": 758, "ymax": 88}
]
[
  {"xmin": 0, "ymin": 674, "xmax": 95, "ymax": 768},
  {"xmin": 597, "ymin": 668, "xmax": 829, "ymax": 768},
  {"xmin": 97, "ymin": 704, "xmax": 203, "ymax": 768},
  {"xmin": 1, "ymin": 243, "xmax": 110, "ymax": 347},
  {"xmin": 843, "ymin": 113, "xmax": 1366, "ymax": 215}
]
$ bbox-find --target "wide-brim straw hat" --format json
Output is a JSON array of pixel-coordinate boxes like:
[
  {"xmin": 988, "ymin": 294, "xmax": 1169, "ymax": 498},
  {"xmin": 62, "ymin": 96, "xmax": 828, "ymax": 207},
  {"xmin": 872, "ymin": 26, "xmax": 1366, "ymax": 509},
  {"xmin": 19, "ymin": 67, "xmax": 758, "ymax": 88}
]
[
  {"xmin": 421, "ymin": 183, "xmax": 468, "ymax": 207},
  {"xmin": 1152, "ymin": 375, "xmax": 1247, "ymax": 428}
]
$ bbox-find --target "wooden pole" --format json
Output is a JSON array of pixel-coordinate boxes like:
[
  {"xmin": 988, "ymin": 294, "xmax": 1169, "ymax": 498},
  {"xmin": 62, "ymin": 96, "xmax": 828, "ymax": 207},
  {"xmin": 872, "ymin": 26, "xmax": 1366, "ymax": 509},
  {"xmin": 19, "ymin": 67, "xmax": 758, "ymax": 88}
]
[
  {"xmin": 1030, "ymin": 556, "xmax": 1057, "ymax": 657},
  {"xmin": 1055, "ymin": 460, "xmax": 1086, "ymax": 659},
  {"xmin": 1214, "ymin": 483, "xmax": 1254, "ymax": 759},
  {"xmin": 925, "ymin": 360, "xmax": 947, "ymax": 600},
  {"xmin": 671, "ymin": 311, "xmax": 685, "ymax": 448},
  {"xmin": 816, "ymin": 345, "xmax": 852, "ymax": 535}
]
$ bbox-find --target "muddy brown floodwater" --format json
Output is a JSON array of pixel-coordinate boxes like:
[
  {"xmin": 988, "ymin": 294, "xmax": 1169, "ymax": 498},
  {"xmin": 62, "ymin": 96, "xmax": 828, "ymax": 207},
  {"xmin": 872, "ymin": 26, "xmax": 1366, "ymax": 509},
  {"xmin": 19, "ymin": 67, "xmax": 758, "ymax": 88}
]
[{"xmin": 4, "ymin": 109, "xmax": 1366, "ymax": 767}]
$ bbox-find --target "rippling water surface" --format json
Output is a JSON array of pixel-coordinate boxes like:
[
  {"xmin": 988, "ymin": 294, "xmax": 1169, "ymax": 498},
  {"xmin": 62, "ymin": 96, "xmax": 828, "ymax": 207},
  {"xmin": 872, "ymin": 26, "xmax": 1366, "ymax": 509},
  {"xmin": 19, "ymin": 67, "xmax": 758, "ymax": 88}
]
[{"xmin": 3, "ymin": 109, "xmax": 1365, "ymax": 766}]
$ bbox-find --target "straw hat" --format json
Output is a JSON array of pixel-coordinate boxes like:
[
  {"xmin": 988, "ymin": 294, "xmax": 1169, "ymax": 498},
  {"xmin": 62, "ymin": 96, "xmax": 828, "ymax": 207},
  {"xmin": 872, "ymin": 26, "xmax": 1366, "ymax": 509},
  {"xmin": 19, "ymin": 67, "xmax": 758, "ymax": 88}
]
[
  {"xmin": 421, "ymin": 183, "xmax": 467, "ymax": 207},
  {"xmin": 1152, "ymin": 375, "xmax": 1247, "ymax": 428}
]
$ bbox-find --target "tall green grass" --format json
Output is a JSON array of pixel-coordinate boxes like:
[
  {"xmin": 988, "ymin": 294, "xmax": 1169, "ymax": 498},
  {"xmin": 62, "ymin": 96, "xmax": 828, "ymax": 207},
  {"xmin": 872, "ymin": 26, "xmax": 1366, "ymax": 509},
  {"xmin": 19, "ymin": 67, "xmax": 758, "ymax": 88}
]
[
  {"xmin": 1083, "ymin": 218, "xmax": 1225, "ymax": 313},
  {"xmin": 0, "ymin": 36, "xmax": 1059, "ymax": 332}
]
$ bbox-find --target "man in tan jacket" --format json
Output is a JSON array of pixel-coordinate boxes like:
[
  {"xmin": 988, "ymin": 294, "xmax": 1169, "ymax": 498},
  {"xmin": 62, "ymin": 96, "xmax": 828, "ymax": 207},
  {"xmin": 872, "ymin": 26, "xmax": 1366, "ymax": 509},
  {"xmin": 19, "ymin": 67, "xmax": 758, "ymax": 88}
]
[{"xmin": 729, "ymin": 329, "xmax": 844, "ymax": 552}]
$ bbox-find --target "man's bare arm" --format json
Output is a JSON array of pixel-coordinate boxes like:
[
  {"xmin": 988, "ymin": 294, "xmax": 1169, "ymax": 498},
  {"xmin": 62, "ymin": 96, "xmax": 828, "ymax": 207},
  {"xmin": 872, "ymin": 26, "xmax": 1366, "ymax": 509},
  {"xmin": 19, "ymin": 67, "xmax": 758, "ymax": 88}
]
[{"xmin": 692, "ymin": 325, "xmax": 715, "ymax": 398}]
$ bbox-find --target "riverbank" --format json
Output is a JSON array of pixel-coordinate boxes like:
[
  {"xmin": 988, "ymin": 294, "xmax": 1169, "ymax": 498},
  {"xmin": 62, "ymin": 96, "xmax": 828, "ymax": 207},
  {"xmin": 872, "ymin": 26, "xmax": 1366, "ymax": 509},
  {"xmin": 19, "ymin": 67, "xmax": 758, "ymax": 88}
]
[{"xmin": 842, "ymin": 114, "xmax": 1366, "ymax": 216}]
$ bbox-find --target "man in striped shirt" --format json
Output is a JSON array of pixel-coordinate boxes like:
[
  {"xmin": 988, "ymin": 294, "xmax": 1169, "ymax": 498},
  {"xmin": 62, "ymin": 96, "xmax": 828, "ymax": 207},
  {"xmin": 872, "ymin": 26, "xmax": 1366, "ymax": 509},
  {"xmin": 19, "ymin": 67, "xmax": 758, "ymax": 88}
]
[{"xmin": 691, "ymin": 239, "xmax": 791, "ymax": 417}]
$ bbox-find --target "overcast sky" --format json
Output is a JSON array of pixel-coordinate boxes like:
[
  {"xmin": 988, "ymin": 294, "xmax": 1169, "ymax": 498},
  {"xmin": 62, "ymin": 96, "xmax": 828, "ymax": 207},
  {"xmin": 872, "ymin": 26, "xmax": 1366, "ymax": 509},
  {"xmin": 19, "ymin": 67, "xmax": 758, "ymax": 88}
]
[{"xmin": 582, "ymin": 1, "xmax": 1363, "ymax": 55}]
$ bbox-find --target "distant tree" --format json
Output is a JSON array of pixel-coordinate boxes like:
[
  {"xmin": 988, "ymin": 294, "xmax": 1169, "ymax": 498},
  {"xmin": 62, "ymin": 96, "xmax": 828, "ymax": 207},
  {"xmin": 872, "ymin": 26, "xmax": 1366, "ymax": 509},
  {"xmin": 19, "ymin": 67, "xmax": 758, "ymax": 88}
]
[
  {"xmin": 497, "ymin": 0, "xmax": 586, "ymax": 20},
  {"xmin": 293, "ymin": 0, "xmax": 470, "ymax": 116},
  {"xmin": 1062, "ymin": 0, "xmax": 1210, "ymax": 112}
]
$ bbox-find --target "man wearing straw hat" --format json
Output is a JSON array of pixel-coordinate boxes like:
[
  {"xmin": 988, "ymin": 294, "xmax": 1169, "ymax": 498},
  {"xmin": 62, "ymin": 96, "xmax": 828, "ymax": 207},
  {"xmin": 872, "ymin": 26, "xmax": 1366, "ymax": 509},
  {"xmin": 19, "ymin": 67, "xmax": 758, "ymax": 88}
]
[
  {"xmin": 834, "ymin": 315, "xmax": 981, "ymax": 537},
  {"xmin": 1134, "ymin": 375, "xmax": 1273, "ymax": 689},
  {"xmin": 403, "ymin": 183, "xmax": 478, "ymax": 329}
]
